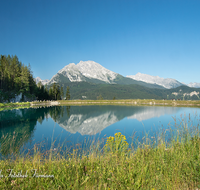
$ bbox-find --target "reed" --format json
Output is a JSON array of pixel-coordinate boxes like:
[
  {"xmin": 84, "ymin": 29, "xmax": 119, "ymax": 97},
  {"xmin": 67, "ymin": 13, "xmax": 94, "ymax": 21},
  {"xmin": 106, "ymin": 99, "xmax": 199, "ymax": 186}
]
[{"xmin": 0, "ymin": 116, "xmax": 200, "ymax": 189}]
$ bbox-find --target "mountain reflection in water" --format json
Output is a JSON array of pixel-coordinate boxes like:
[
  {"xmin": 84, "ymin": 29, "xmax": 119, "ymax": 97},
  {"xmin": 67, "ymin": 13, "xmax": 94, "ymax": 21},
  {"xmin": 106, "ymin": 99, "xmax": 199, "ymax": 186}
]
[
  {"xmin": 0, "ymin": 105, "xmax": 198, "ymax": 157},
  {"xmin": 56, "ymin": 106, "xmax": 179, "ymax": 135}
]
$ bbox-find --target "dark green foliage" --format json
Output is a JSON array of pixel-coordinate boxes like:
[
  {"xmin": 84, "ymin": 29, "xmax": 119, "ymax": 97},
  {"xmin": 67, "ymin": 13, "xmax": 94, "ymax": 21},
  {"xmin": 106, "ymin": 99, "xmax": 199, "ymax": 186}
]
[
  {"xmin": 66, "ymin": 86, "xmax": 70, "ymax": 100},
  {"xmin": 60, "ymin": 86, "xmax": 64, "ymax": 100},
  {"xmin": 0, "ymin": 55, "xmax": 64, "ymax": 102},
  {"xmin": 0, "ymin": 55, "xmax": 39, "ymax": 102},
  {"xmin": 0, "ymin": 55, "xmax": 36, "ymax": 93},
  {"xmin": 35, "ymin": 82, "xmax": 50, "ymax": 100},
  {"xmin": 51, "ymin": 82, "xmax": 200, "ymax": 100},
  {"xmin": 97, "ymin": 94, "xmax": 103, "ymax": 100},
  {"xmin": 0, "ymin": 54, "xmax": 66, "ymax": 102},
  {"xmin": 57, "ymin": 82, "xmax": 163, "ymax": 100},
  {"xmin": 48, "ymin": 83, "xmax": 61, "ymax": 100}
]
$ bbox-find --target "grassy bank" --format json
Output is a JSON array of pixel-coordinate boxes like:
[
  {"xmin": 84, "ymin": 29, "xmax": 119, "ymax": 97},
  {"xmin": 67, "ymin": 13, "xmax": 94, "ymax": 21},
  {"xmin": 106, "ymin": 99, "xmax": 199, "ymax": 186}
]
[
  {"xmin": 58, "ymin": 99, "xmax": 200, "ymax": 107},
  {"xmin": 0, "ymin": 101, "xmax": 57, "ymax": 111},
  {"xmin": 0, "ymin": 122, "xmax": 200, "ymax": 189},
  {"xmin": 1, "ymin": 99, "xmax": 200, "ymax": 111},
  {"xmin": 0, "ymin": 102, "xmax": 30, "ymax": 111}
]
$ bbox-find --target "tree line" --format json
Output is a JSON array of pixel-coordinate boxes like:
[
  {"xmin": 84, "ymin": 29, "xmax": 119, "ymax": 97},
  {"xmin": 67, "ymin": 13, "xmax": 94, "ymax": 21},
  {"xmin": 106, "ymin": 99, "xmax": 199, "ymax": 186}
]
[
  {"xmin": 0, "ymin": 55, "xmax": 70, "ymax": 102},
  {"xmin": 37, "ymin": 82, "xmax": 70, "ymax": 101},
  {"xmin": 0, "ymin": 55, "xmax": 36, "ymax": 94}
]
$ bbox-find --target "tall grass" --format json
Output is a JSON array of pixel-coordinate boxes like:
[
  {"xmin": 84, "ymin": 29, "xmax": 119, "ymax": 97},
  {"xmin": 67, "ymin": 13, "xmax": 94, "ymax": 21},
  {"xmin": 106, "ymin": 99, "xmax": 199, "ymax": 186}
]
[{"xmin": 0, "ymin": 116, "xmax": 200, "ymax": 189}]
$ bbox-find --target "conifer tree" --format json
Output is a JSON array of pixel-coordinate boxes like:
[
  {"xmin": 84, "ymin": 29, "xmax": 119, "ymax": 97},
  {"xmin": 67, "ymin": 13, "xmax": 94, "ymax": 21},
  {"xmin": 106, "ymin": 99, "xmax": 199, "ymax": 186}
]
[
  {"xmin": 60, "ymin": 86, "xmax": 64, "ymax": 100},
  {"xmin": 66, "ymin": 86, "xmax": 70, "ymax": 100},
  {"xmin": 49, "ymin": 87, "xmax": 53, "ymax": 100}
]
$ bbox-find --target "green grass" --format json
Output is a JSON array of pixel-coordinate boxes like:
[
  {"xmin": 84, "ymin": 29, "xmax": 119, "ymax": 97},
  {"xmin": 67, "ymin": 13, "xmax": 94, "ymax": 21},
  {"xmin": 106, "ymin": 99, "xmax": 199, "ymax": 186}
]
[
  {"xmin": 0, "ymin": 102, "xmax": 30, "ymax": 108},
  {"xmin": 0, "ymin": 102, "xmax": 30, "ymax": 111},
  {"xmin": 0, "ymin": 117, "xmax": 200, "ymax": 189},
  {"xmin": 58, "ymin": 99, "xmax": 200, "ymax": 107},
  {"xmin": 1, "ymin": 99, "xmax": 200, "ymax": 112}
]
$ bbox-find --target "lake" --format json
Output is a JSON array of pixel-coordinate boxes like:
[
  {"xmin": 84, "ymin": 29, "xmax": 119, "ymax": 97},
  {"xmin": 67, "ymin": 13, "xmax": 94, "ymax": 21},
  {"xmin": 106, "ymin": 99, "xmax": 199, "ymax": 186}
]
[{"xmin": 0, "ymin": 105, "xmax": 200, "ymax": 157}]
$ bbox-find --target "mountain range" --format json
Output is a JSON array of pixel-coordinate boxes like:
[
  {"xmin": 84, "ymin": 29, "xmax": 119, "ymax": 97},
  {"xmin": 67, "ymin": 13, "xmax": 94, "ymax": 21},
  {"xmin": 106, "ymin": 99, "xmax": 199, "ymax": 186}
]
[
  {"xmin": 35, "ymin": 61, "xmax": 200, "ymax": 100},
  {"xmin": 36, "ymin": 60, "xmax": 200, "ymax": 89},
  {"xmin": 127, "ymin": 73, "xmax": 200, "ymax": 89},
  {"xmin": 127, "ymin": 73, "xmax": 183, "ymax": 89},
  {"xmin": 36, "ymin": 61, "xmax": 165, "ymax": 89}
]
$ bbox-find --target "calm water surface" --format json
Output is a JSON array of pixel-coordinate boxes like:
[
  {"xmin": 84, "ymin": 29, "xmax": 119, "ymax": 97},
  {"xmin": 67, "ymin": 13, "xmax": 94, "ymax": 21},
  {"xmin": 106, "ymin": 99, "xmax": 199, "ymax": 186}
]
[{"xmin": 0, "ymin": 105, "xmax": 200, "ymax": 157}]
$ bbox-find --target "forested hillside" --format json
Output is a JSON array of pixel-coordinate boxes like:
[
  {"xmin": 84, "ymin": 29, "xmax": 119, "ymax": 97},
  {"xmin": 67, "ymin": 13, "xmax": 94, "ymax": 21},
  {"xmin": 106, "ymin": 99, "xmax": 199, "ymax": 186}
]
[
  {"xmin": 0, "ymin": 55, "xmax": 65, "ymax": 102},
  {"xmin": 46, "ymin": 82, "xmax": 200, "ymax": 100},
  {"xmin": 0, "ymin": 55, "xmax": 37, "ymax": 102},
  {"xmin": 58, "ymin": 82, "xmax": 164, "ymax": 100},
  {"xmin": 0, "ymin": 55, "xmax": 36, "ymax": 93}
]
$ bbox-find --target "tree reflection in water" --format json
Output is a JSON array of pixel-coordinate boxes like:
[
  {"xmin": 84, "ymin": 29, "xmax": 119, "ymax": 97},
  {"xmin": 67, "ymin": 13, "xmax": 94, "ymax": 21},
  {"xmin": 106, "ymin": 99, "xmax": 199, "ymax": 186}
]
[{"xmin": 0, "ymin": 106, "xmax": 65, "ymax": 157}]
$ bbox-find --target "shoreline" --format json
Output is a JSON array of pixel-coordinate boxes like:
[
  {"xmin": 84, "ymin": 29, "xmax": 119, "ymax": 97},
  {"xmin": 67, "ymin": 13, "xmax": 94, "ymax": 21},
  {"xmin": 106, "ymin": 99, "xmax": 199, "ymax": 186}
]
[
  {"xmin": 30, "ymin": 101, "xmax": 60, "ymax": 106},
  {"xmin": 58, "ymin": 99, "xmax": 200, "ymax": 107},
  {"xmin": 0, "ymin": 99, "xmax": 200, "ymax": 111}
]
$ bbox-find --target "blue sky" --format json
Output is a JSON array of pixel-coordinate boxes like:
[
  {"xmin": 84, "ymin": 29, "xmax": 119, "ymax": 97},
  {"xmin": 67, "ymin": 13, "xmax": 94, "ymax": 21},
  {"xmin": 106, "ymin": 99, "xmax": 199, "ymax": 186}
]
[{"xmin": 1, "ymin": 0, "xmax": 200, "ymax": 84}]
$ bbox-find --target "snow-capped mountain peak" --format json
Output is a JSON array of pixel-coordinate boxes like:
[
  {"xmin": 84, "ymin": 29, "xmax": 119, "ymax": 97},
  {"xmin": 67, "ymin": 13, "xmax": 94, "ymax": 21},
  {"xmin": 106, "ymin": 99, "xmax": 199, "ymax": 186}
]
[
  {"xmin": 76, "ymin": 60, "xmax": 117, "ymax": 82},
  {"xmin": 35, "ymin": 61, "xmax": 199, "ymax": 89},
  {"xmin": 188, "ymin": 82, "xmax": 200, "ymax": 88},
  {"xmin": 34, "ymin": 77, "xmax": 49, "ymax": 85},
  {"xmin": 127, "ymin": 72, "xmax": 185, "ymax": 89},
  {"xmin": 58, "ymin": 63, "xmax": 79, "ymax": 74},
  {"xmin": 48, "ymin": 60, "xmax": 118, "ymax": 84}
]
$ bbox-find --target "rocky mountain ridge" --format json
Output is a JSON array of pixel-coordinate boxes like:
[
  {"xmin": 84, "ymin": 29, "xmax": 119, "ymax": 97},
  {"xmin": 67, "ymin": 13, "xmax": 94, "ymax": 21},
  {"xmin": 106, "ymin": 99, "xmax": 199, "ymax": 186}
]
[
  {"xmin": 126, "ymin": 73, "xmax": 184, "ymax": 89},
  {"xmin": 35, "ymin": 61, "xmax": 200, "ymax": 89}
]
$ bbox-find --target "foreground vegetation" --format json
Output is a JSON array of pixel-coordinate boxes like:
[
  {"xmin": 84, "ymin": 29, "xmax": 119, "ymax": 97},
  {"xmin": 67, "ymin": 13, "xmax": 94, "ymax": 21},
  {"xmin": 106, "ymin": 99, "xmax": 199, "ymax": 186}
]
[{"xmin": 0, "ymin": 117, "xmax": 200, "ymax": 189}]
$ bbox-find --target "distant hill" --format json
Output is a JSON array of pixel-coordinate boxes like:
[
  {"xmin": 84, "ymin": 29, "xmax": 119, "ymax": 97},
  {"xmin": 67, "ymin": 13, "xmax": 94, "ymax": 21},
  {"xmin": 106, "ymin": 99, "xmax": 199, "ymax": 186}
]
[
  {"xmin": 53, "ymin": 82, "xmax": 200, "ymax": 100},
  {"xmin": 58, "ymin": 82, "xmax": 163, "ymax": 100}
]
